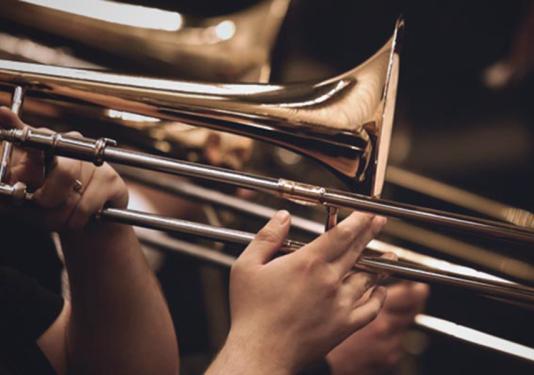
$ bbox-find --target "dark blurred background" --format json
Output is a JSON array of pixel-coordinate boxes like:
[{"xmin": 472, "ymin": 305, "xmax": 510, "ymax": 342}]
[{"xmin": 1, "ymin": 0, "xmax": 532, "ymax": 374}]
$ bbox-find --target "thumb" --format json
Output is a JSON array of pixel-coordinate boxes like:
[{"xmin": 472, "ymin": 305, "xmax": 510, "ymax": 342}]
[{"xmin": 239, "ymin": 210, "xmax": 291, "ymax": 265}]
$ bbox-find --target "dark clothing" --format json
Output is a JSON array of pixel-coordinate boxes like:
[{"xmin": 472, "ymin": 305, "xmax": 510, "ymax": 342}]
[{"xmin": 0, "ymin": 266, "xmax": 63, "ymax": 375}]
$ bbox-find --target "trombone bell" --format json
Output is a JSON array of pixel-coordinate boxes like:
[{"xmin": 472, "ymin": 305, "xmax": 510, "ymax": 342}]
[{"xmin": 0, "ymin": 20, "xmax": 403, "ymax": 198}]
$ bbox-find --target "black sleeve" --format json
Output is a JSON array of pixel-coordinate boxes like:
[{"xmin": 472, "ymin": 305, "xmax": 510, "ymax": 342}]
[
  {"xmin": 0, "ymin": 266, "xmax": 64, "ymax": 343},
  {"xmin": 299, "ymin": 359, "xmax": 332, "ymax": 375},
  {"xmin": 0, "ymin": 266, "xmax": 64, "ymax": 374}
]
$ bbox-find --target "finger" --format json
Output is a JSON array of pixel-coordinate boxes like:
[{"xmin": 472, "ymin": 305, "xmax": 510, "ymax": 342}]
[
  {"xmin": 376, "ymin": 252, "xmax": 398, "ymax": 281},
  {"xmin": 381, "ymin": 311, "xmax": 418, "ymax": 334},
  {"xmin": 0, "ymin": 107, "xmax": 26, "ymax": 129},
  {"xmin": 370, "ymin": 309, "xmax": 418, "ymax": 338},
  {"xmin": 39, "ymin": 191, "xmax": 83, "ymax": 230},
  {"xmin": 343, "ymin": 271, "xmax": 378, "ymax": 303},
  {"xmin": 300, "ymin": 211, "xmax": 374, "ymax": 262},
  {"xmin": 334, "ymin": 216, "xmax": 387, "ymax": 275},
  {"xmin": 384, "ymin": 282, "xmax": 430, "ymax": 314},
  {"xmin": 238, "ymin": 210, "xmax": 291, "ymax": 265},
  {"xmin": 0, "ymin": 108, "xmax": 45, "ymax": 187},
  {"xmin": 349, "ymin": 286, "xmax": 387, "ymax": 329},
  {"xmin": 32, "ymin": 157, "xmax": 82, "ymax": 208},
  {"xmin": 67, "ymin": 163, "xmax": 127, "ymax": 229}
]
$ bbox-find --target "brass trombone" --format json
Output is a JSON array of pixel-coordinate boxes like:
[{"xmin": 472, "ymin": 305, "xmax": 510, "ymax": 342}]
[{"xmin": 0, "ymin": 20, "xmax": 533, "ymax": 305}]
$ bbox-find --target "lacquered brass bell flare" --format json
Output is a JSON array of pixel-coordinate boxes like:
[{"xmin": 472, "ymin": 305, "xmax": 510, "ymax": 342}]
[{"xmin": 0, "ymin": 19, "xmax": 404, "ymax": 197}]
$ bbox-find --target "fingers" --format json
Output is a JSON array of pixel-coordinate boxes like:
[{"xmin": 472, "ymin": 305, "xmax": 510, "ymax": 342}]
[
  {"xmin": 349, "ymin": 286, "xmax": 387, "ymax": 329},
  {"xmin": 301, "ymin": 212, "xmax": 375, "ymax": 263},
  {"xmin": 0, "ymin": 107, "xmax": 25, "ymax": 129},
  {"xmin": 333, "ymin": 216, "xmax": 387, "ymax": 275},
  {"xmin": 238, "ymin": 210, "xmax": 291, "ymax": 265},
  {"xmin": 67, "ymin": 163, "xmax": 128, "ymax": 229},
  {"xmin": 384, "ymin": 282, "xmax": 430, "ymax": 314},
  {"xmin": 33, "ymin": 157, "xmax": 82, "ymax": 208},
  {"xmin": 343, "ymin": 271, "xmax": 378, "ymax": 304}
]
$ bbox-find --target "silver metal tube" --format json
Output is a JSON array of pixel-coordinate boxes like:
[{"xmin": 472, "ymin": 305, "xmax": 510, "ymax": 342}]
[
  {"xmin": 0, "ymin": 180, "xmax": 532, "ymax": 304},
  {"xmin": 100, "ymin": 207, "xmax": 303, "ymax": 252},
  {"xmin": 101, "ymin": 207, "xmax": 534, "ymax": 304},
  {"xmin": 117, "ymin": 166, "xmax": 532, "ymax": 285},
  {"xmin": 2, "ymin": 128, "xmax": 533, "ymax": 244},
  {"xmin": 0, "ymin": 86, "xmax": 24, "ymax": 182},
  {"xmin": 139, "ymin": 230, "xmax": 534, "ymax": 362}
]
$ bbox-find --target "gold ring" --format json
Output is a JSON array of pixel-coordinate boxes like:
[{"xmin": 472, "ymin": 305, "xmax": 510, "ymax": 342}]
[{"xmin": 73, "ymin": 179, "xmax": 84, "ymax": 194}]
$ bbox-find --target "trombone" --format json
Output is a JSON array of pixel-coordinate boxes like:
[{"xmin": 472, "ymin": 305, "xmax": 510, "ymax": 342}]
[{"xmin": 0, "ymin": 20, "xmax": 533, "ymax": 304}]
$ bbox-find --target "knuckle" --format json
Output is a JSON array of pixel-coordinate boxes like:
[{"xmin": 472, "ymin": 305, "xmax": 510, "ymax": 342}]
[
  {"xmin": 335, "ymin": 225, "xmax": 355, "ymax": 243},
  {"xmin": 255, "ymin": 227, "xmax": 281, "ymax": 245},
  {"xmin": 319, "ymin": 265, "xmax": 340, "ymax": 291},
  {"xmin": 299, "ymin": 255, "xmax": 321, "ymax": 274}
]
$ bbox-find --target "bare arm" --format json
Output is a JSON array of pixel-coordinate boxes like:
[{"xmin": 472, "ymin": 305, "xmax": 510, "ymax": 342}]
[{"xmin": 0, "ymin": 107, "xmax": 179, "ymax": 374}]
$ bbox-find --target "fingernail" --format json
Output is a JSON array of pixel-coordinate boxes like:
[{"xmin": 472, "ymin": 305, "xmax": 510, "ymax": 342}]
[{"xmin": 274, "ymin": 210, "xmax": 290, "ymax": 224}]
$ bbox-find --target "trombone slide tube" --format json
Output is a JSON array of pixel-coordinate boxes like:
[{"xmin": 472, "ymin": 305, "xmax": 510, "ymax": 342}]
[
  {"xmin": 0, "ymin": 182, "xmax": 532, "ymax": 304},
  {"xmin": 99, "ymin": 208, "xmax": 534, "ymax": 305},
  {"xmin": 139, "ymin": 231, "xmax": 534, "ymax": 363},
  {"xmin": 2, "ymin": 128, "xmax": 534, "ymax": 244}
]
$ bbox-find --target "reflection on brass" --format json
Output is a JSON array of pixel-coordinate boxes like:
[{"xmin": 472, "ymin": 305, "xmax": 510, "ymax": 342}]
[
  {"xmin": 0, "ymin": 18, "xmax": 533, "ymax": 307},
  {"xmin": 0, "ymin": 0, "xmax": 290, "ymax": 80},
  {"xmin": 0, "ymin": 19, "xmax": 403, "ymax": 197}
]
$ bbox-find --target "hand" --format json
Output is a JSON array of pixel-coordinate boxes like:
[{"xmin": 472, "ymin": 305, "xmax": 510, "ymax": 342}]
[
  {"xmin": 209, "ymin": 210, "xmax": 390, "ymax": 374},
  {"xmin": 327, "ymin": 282, "xmax": 430, "ymax": 375},
  {"xmin": 0, "ymin": 107, "xmax": 128, "ymax": 231}
]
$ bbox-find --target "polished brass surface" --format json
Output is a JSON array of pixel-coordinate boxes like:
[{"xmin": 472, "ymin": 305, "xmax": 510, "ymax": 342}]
[
  {"xmin": 0, "ymin": 20, "xmax": 402, "ymax": 196},
  {"xmin": 0, "ymin": 17, "xmax": 532, "ymax": 305},
  {"xmin": 0, "ymin": 0, "xmax": 290, "ymax": 80}
]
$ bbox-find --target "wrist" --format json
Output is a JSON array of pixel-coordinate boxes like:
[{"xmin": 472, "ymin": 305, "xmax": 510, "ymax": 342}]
[
  {"xmin": 208, "ymin": 332, "xmax": 292, "ymax": 375},
  {"xmin": 60, "ymin": 222, "xmax": 137, "ymax": 258}
]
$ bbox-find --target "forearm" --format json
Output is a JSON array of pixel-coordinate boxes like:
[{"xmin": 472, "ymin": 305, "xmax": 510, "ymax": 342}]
[
  {"xmin": 206, "ymin": 333, "xmax": 291, "ymax": 375},
  {"xmin": 60, "ymin": 222, "xmax": 178, "ymax": 374}
]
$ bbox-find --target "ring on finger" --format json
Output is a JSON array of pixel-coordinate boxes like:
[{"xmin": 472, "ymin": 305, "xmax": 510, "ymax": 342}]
[{"xmin": 72, "ymin": 179, "xmax": 84, "ymax": 194}]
